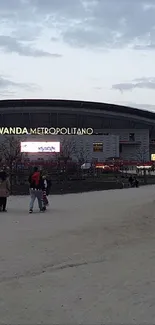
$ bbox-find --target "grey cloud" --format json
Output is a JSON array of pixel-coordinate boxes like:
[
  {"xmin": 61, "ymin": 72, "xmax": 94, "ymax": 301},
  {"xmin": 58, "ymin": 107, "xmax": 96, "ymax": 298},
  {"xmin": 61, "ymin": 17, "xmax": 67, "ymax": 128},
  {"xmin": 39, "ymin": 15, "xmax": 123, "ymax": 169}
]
[
  {"xmin": 120, "ymin": 101, "xmax": 155, "ymax": 112},
  {"xmin": 134, "ymin": 43, "xmax": 155, "ymax": 50},
  {"xmin": 112, "ymin": 77, "xmax": 155, "ymax": 92},
  {"xmin": 0, "ymin": 76, "xmax": 18, "ymax": 89},
  {"xmin": 53, "ymin": 0, "xmax": 155, "ymax": 49},
  {"xmin": 11, "ymin": 23, "xmax": 43, "ymax": 42},
  {"xmin": 0, "ymin": 75, "xmax": 40, "ymax": 92},
  {"xmin": 0, "ymin": 35, "xmax": 62, "ymax": 57},
  {"xmin": 51, "ymin": 37, "xmax": 59, "ymax": 42},
  {"xmin": 0, "ymin": 0, "xmax": 85, "ymax": 23},
  {"xmin": 0, "ymin": 82, "xmax": 23, "ymax": 98},
  {"xmin": 33, "ymin": 0, "xmax": 85, "ymax": 18},
  {"xmin": 0, "ymin": 0, "xmax": 155, "ymax": 50},
  {"xmin": 0, "ymin": 0, "xmax": 36, "ymax": 22}
]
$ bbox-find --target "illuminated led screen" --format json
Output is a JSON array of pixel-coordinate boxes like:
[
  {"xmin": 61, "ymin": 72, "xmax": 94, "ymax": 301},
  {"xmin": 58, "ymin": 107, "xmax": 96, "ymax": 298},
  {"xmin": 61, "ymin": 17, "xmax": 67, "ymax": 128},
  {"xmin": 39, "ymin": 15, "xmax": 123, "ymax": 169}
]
[
  {"xmin": 151, "ymin": 154, "xmax": 155, "ymax": 161},
  {"xmin": 21, "ymin": 142, "xmax": 60, "ymax": 153}
]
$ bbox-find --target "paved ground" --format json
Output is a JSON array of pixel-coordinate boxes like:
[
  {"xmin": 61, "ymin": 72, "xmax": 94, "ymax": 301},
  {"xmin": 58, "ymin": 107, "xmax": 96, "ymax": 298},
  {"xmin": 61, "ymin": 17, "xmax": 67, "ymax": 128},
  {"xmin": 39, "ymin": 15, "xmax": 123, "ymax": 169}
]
[{"xmin": 1, "ymin": 186, "xmax": 155, "ymax": 324}]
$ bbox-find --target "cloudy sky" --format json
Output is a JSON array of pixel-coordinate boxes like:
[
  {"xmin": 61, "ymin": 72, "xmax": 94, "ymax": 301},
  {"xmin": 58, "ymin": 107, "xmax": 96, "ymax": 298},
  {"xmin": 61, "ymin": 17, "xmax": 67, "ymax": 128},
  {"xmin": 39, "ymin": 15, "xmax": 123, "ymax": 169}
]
[{"xmin": 0, "ymin": 0, "xmax": 155, "ymax": 111}]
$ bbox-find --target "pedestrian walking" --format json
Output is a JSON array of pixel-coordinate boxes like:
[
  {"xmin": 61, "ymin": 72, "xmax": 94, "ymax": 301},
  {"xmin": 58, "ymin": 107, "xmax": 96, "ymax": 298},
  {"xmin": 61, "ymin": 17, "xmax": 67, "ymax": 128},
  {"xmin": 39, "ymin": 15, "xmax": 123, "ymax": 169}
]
[
  {"xmin": 46, "ymin": 176, "xmax": 51, "ymax": 196},
  {"xmin": 128, "ymin": 175, "xmax": 134, "ymax": 187},
  {"xmin": 133, "ymin": 176, "xmax": 139, "ymax": 188},
  {"xmin": 42, "ymin": 174, "xmax": 49, "ymax": 211},
  {"xmin": 28, "ymin": 167, "xmax": 45, "ymax": 213},
  {"xmin": 0, "ymin": 170, "xmax": 10, "ymax": 212}
]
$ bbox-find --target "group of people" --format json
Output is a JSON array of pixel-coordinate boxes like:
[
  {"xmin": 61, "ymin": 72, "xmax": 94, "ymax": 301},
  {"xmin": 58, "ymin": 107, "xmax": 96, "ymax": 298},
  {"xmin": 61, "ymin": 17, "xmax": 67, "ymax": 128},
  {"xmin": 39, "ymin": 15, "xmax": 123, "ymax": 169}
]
[
  {"xmin": 0, "ymin": 165, "xmax": 140, "ymax": 213},
  {"xmin": 28, "ymin": 167, "xmax": 51, "ymax": 213},
  {"xmin": 128, "ymin": 175, "xmax": 139, "ymax": 188},
  {"xmin": 0, "ymin": 166, "xmax": 51, "ymax": 213}
]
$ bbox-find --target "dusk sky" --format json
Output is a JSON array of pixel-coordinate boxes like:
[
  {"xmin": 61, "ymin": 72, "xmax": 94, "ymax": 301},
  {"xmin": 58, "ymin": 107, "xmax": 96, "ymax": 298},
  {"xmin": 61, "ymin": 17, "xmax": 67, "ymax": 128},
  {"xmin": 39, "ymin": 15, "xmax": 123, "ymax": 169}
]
[{"xmin": 0, "ymin": 0, "xmax": 155, "ymax": 111}]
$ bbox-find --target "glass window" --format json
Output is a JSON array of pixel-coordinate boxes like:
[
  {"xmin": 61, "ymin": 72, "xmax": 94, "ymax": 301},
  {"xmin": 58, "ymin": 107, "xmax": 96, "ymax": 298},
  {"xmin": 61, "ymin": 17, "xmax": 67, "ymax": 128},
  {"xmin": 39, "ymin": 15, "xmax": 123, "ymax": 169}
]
[{"xmin": 93, "ymin": 143, "xmax": 103, "ymax": 152}]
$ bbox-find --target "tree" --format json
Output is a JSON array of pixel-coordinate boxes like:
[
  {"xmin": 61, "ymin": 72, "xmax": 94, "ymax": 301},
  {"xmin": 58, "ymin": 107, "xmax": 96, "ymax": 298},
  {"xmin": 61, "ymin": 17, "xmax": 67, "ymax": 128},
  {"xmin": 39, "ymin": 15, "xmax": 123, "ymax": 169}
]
[
  {"xmin": 75, "ymin": 144, "xmax": 90, "ymax": 165},
  {"xmin": 0, "ymin": 136, "xmax": 26, "ymax": 190},
  {"xmin": 135, "ymin": 146, "xmax": 149, "ymax": 183},
  {"xmin": 135, "ymin": 146, "xmax": 149, "ymax": 163},
  {"xmin": 54, "ymin": 137, "xmax": 77, "ymax": 181},
  {"xmin": 56, "ymin": 137, "xmax": 76, "ymax": 163},
  {"xmin": 73, "ymin": 140, "xmax": 92, "ymax": 178}
]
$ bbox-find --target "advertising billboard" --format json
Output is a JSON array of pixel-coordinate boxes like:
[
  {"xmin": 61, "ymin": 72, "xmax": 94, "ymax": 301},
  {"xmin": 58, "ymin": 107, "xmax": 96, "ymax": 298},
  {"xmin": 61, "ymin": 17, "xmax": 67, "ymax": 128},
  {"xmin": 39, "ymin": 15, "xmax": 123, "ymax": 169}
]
[{"xmin": 21, "ymin": 142, "xmax": 60, "ymax": 153}]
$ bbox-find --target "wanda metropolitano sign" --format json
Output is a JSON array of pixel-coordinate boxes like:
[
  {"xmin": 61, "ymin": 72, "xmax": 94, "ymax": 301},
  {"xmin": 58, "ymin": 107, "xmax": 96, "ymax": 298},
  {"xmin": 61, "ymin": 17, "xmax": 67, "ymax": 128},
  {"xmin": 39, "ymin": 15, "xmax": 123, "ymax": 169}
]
[
  {"xmin": 0, "ymin": 127, "xmax": 94, "ymax": 153},
  {"xmin": 0, "ymin": 127, "xmax": 94, "ymax": 135}
]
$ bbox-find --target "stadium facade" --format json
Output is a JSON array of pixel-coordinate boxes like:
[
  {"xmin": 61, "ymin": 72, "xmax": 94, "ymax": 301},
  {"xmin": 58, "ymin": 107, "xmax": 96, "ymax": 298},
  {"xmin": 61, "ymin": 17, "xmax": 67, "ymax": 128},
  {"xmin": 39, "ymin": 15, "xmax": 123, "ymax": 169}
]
[{"xmin": 0, "ymin": 99, "xmax": 155, "ymax": 163}]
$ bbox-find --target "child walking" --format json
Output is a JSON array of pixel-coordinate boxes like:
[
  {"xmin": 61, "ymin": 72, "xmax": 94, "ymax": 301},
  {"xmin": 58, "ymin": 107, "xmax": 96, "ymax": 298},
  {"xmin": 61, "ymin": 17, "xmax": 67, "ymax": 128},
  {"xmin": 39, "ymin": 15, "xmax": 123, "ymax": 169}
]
[{"xmin": 42, "ymin": 175, "xmax": 49, "ymax": 210}]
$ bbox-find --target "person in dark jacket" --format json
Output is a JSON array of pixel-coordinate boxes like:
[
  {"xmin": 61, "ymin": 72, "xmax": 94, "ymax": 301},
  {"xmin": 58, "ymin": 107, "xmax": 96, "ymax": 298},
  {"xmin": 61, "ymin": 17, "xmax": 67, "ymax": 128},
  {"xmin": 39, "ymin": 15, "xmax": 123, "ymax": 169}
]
[
  {"xmin": 28, "ymin": 167, "xmax": 45, "ymax": 213},
  {"xmin": 133, "ymin": 176, "xmax": 139, "ymax": 188},
  {"xmin": 128, "ymin": 175, "xmax": 134, "ymax": 187},
  {"xmin": 46, "ymin": 178, "xmax": 51, "ymax": 196},
  {"xmin": 0, "ymin": 170, "xmax": 10, "ymax": 212}
]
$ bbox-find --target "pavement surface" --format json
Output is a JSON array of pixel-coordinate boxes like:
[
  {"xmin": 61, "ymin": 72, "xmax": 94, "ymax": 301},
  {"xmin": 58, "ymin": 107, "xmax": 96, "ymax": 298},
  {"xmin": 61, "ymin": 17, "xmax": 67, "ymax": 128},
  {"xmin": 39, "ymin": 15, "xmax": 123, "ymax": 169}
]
[{"xmin": 0, "ymin": 186, "xmax": 155, "ymax": 324}]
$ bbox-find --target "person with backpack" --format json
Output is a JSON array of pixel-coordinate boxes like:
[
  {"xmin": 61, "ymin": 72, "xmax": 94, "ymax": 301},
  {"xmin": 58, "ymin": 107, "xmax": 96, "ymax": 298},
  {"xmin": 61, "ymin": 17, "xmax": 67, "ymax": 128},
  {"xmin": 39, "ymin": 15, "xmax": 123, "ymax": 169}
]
[
  {"xmin": 28, "ymin": 166, "xmax": 45, "ymax": 213},
  {"xmin": 0, "ymin": 170, "xmax": 10, "ymax": 212}
]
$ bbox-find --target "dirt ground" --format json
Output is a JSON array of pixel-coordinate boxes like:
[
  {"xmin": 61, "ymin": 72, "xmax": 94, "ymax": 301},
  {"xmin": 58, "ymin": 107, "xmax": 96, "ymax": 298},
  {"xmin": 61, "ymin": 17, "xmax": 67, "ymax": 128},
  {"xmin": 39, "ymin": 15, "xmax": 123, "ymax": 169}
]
[{"xmin": 0, "ymin": 186, "xmax": 155, "ymax": 324}]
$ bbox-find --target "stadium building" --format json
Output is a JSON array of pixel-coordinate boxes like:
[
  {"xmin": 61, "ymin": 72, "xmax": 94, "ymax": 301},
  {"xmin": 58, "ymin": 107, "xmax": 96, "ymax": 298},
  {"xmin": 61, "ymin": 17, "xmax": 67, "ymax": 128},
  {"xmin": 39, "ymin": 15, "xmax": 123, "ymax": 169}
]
[{"xmin": 0, "ymin": 99, "xmax": 155, "ymax": 163}]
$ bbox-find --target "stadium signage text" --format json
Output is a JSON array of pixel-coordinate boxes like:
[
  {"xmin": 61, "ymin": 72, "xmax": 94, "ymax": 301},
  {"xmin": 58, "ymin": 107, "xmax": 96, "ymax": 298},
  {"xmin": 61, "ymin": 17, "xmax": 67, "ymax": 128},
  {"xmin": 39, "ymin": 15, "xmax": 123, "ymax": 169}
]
[{"xmin": 0, "ymin": 127, "xmax": 93, "ymax": 135}]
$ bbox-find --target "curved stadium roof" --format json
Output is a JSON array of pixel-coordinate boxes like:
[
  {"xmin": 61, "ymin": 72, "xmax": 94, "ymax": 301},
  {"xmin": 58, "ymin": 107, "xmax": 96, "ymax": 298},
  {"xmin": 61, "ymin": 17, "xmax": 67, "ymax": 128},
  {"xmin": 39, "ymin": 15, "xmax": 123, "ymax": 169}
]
[{"xmin": 0, "ymin": 99, "xmax": 155, "ymax": 122}]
